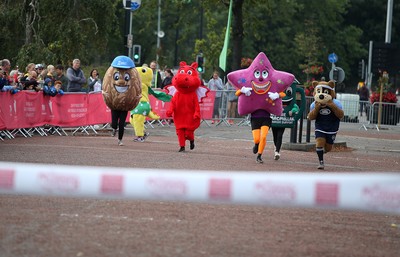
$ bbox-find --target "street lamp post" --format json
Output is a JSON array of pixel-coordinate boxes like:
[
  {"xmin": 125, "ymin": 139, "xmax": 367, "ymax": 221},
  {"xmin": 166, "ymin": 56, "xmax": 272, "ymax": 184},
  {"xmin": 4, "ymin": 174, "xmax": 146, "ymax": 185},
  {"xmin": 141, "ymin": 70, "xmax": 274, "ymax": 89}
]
[
  {"xmin": 128, "ymin": 12, "xmax": 133, "ymax": 57},
  {"xmin": 123, "ymin": 0, "xmax": 142, "ymax": 59},
  {"xmin": 156, "ymin": 0, "xmax": 162, "ymax": 64}
]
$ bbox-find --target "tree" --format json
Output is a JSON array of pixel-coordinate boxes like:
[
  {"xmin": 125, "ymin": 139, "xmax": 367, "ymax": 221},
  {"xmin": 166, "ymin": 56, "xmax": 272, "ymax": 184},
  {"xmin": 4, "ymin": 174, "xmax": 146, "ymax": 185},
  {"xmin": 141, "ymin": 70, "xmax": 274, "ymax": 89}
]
[
  {"xmin": 1, "ymin": 0, "xmax": 393, "ymax": 93},
  {"xmin": 1, "ymin": 0, "xmax": 120, "ymax": 69}
]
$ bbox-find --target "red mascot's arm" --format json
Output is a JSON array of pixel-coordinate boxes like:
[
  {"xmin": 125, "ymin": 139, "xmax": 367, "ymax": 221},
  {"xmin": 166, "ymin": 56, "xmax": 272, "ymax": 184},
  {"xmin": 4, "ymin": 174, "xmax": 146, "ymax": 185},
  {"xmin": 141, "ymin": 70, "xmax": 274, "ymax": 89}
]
[
  {"xmin": 166, "ymin": 96, "xmax": 175, "ymax": 117},
  {"xmin": 193, "ymin": 94, "xmax": 201, "ymax": 119}
]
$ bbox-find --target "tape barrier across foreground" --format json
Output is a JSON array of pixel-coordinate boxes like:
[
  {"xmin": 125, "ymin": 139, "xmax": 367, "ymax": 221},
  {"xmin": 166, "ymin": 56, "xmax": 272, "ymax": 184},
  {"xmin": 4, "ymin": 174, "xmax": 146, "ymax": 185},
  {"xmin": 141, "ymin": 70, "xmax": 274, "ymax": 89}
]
[{"xmin": 0, "ymin": 162, "xmax": 399, "ymax": 214}]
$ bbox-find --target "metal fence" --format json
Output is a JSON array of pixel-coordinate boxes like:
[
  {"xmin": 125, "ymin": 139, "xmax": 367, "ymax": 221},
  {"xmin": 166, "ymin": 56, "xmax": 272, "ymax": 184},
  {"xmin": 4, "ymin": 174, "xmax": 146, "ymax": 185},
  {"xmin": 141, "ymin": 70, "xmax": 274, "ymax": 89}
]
[
  {"xmin": 2, "ymin": 90, "xmax": 399, "ymax": 140},
  {"xmin": 210, "ymin": 90, "xmax": 400, "ymax": 128}
]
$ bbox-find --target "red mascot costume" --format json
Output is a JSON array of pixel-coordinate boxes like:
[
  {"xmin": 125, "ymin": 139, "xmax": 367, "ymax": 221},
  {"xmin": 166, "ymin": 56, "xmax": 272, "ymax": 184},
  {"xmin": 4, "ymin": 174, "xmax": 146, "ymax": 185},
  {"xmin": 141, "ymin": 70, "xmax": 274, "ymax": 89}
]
[{"xmin": 166, "ymin": 61, "xmax": 209, "ymax": 152}]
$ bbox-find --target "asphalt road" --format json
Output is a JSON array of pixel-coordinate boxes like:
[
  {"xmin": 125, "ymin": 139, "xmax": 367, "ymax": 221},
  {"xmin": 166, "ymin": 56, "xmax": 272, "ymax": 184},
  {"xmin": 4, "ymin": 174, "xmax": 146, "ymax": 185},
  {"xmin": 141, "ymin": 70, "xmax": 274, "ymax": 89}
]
[{"xmin": 0, "ymin": 121, "xmax": 399, "ymax": 257}]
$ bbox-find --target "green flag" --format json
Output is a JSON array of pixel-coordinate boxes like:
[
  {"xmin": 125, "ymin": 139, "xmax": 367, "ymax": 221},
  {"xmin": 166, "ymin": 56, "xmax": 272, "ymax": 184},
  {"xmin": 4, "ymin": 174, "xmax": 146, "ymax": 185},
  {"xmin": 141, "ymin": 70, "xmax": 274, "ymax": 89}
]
[{"xmin": 219, "ymin": 0, "xmax": 233, "ymax": 72}]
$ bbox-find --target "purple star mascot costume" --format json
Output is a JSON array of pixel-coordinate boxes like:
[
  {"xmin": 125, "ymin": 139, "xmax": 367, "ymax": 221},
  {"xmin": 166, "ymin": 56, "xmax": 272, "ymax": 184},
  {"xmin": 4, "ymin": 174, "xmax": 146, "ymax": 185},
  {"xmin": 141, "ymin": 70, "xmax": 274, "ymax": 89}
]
[{"xmin": 227, "ymin": 52, "xmax": 294, "ymax": 163}]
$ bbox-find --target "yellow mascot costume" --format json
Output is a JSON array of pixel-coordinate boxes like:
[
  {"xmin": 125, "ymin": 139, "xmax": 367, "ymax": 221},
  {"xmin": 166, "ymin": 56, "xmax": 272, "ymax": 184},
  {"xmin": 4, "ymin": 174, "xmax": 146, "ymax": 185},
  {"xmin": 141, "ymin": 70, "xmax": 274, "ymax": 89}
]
[{"xmin": 130, "ymin": 66, "xmax": 171, "ymax": 142}]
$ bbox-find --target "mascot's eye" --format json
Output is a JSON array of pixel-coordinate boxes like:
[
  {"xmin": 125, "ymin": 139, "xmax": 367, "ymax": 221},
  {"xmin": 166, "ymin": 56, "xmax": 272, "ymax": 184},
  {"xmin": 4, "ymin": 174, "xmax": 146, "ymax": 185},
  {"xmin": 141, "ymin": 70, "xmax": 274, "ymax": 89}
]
[
  {"xmin": 124, "ymin": 73, "xmax": 131, "ymax": 81},
  {"xmin": 254, "ymin": 70, "xmax": 261, "ymax": 79},
  {"xmin": 142, "ymin": 68, "xmax": 146, "ymax": 73},
  {"xmin": 187, "ymin": 70, "xmax": 193, "ymax": 75},
  {"xmin": 323, "ymin": 89, "xmax": 329, "ymax": 94},
  {"xmin": 113, "ymin": 72, "xmax": 120, "ymax": 81},
  {"xmin": 179, "ymin": 70, "xmax": 185, "ymax": 74},
  {"xmin": 285, "ymin": 87, "xmax": 293, "ymax": 96},
  {"xmin": 262, "ymin": 70, "xmax": 268, "ymax": 79}
]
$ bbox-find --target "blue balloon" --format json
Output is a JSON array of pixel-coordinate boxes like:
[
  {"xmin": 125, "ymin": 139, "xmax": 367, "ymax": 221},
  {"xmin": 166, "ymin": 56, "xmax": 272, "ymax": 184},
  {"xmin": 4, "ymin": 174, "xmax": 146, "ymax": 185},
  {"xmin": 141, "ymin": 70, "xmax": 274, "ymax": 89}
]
[{"xmin": 111, "ymin": 55, "xmax": 135, "ymax": 69}]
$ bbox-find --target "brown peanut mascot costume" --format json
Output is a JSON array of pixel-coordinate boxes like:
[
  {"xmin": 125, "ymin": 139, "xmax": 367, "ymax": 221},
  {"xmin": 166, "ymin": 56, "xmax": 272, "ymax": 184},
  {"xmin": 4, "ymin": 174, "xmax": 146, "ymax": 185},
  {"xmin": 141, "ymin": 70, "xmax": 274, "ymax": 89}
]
[{"xmin": 307, "ymin": 80, "xmax": 344, "ymax": 169}]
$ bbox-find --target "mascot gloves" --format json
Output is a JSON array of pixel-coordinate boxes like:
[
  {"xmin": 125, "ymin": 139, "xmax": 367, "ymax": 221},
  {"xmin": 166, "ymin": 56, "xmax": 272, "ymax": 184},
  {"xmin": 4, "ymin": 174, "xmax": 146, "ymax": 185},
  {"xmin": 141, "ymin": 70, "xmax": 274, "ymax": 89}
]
[
  {"xmin": 268, "ymin": 92, "xmax": 279, "ymax": 101},
  {"xmin": 240, "ymin": 86, "xmax": 252, "ymax": 96}
]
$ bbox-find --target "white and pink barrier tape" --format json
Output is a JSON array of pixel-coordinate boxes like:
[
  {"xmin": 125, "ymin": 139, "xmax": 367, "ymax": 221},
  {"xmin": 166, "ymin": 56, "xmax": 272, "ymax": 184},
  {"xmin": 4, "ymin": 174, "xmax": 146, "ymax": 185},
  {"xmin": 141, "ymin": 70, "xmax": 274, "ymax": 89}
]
[{"xmin": 0, "ymin": 162, "xmax": 399, "ymax": 214}]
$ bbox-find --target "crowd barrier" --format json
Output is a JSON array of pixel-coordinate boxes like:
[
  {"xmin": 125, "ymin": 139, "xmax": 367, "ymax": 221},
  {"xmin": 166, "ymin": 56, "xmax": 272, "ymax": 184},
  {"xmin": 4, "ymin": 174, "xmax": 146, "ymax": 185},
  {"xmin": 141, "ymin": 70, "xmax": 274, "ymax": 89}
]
[
  {"xmin": 0, "ymin": 91, "xmax": 216, "ymax": 138},
  {"xmin": 0, "ymin": 161, "xmax": 399, "ymax": 214},
  {"xmin": 1, "ymin": 90, "xmax": 399, "ymax": 140}
]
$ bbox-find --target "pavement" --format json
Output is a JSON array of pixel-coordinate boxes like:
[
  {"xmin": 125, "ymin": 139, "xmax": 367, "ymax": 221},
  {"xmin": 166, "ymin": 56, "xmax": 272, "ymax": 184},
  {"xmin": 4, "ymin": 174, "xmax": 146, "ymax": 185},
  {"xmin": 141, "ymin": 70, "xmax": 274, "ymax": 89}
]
[
  {"xmin": 138, "ymin": 118, "xmax": 400, "ymax": 154},
  {"xmin": 54, "ymin": 117, "xmax": 400, "ymax": 155},
  {"xmin": 1, "ymin": 118, "xmax": 399, "ymax": 257},
  {"xmin": 1, "ymin": 118, "xmax": 399, "ymax": 172}
]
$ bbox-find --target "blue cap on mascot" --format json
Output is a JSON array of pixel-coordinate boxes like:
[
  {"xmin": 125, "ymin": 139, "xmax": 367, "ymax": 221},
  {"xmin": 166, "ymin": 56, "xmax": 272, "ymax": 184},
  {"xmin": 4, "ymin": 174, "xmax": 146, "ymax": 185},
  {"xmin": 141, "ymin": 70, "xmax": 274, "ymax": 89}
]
[{"xmin": 111, "ymin": 55, "xmax": 135, "ymax": 69}]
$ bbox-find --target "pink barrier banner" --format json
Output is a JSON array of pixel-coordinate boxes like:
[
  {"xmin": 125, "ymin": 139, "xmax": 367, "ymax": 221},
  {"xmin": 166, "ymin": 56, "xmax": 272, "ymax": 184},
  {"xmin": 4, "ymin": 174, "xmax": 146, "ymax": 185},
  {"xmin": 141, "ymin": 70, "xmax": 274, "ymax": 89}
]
[
  {"xmin": 200, "ymin": 91, "xmax": 215, "ymax": 120},
  {"xmin": 0, "ymin": 91, "xmax": 47, "ymax": 129},
  {"xmin": 87, "ymin": 92, "xmax": 112, "ymax": 124},
  {"xmin": 50, "ymin": 93, "xmax": 88, "ymax": 126},
  {"xmin": 149, "ymin": 97, "xmax": 171, "ymax": 119},
  {"xmin": 1, "ymin": 91, "xmax": 215, "ymax": 130}
]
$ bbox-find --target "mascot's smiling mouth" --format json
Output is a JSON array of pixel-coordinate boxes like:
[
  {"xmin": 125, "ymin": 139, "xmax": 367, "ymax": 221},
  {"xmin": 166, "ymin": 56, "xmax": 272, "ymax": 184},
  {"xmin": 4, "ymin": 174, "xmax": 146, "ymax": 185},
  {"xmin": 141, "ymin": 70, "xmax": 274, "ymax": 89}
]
[
  {"xmin": 282, "ymin": 97, "xmax": 293, "ymax": 106},
  {"xmin": 114, "ymin": 84, "xmax": 128, "ymax": 93},
  {"xmin": 252, "ymin": 81, "xmax": 271, "ymax": 94}
]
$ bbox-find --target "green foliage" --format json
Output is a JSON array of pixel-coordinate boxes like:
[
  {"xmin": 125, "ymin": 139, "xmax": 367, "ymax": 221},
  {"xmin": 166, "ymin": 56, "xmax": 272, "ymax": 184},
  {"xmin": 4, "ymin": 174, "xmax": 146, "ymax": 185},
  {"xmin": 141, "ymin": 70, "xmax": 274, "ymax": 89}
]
[
  {"xmin": 193, "ymin": 3, "xmax": 226, "ymax": 78},
  {"xmin": 0, "ymin": 0, "xmax": 398, "ymax": 92}
]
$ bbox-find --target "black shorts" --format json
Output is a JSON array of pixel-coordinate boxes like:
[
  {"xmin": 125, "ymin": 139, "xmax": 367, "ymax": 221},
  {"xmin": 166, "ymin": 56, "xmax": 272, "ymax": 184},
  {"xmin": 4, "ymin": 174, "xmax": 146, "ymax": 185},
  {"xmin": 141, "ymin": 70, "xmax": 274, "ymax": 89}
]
[
  {"xmin": 315, "ymin": 131, "xmax": 337, "ymax": 144},
  {"xmin": 251, "ymin": 117, "xmax": 272, "ymax": 130}
]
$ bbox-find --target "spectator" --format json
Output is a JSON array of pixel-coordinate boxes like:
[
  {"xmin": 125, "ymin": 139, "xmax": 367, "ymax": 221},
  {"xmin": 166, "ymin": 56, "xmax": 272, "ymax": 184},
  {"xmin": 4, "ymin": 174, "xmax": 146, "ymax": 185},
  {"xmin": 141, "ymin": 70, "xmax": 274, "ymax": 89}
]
[
  {"xmin": 54, "ymin": 80, "xmax": 63, "ymax": 92},
  {"xmin": 46, "ymin": 65, "xmax": 55, "ymax": 80},
  {"xmin": 357, "ymin": 83, "xmax": 369, "ymax": 116},
  {"xmin": 87, "ymin": 69, "xmax": 102, "ymax": 92},
  {"xmin": 66, "ymin": 59, "xmax": 86, "ymax": 92},
  {"xmin": 1, "ymin": 59, "xmax": 13, "ymax": 86},
  {"xmin": 35, "ymin": 64, "xmax": 45, "ymax": 81},
  {"xmin": 37, "ymin": 68, "xmax": 47, "ymax": 88},
  {"xmin": 54, "ymin": 64, "xmax": 68, "ymax": 92},
  {"xmin": 22, "ymin": 70, "xmax": 40, "ymax": 91},
  {"xmin": 10, "ymin": 65, "xmax": 21, "ymax": 84},
  {"xmin": 0, "ymin": 67, "xmax": 17, "ymax": 92},
  {"xmin": 1, "ymin": 59, "xmax": 11, "ymax": 74},
  {"xmin": 25, "ymin": 63, "xmax": 36, "ymax": 76},
  {"xmin": 43, "ymin": 79, "xmax": 64, "ymax": 97},
  {"xmin": 207, "ymin": 71, "xmax": 224, "ymax": 124},
  {"xmin": 42, "ymin": 65, "xmax": 54, "ymax": 88},
  {"xmin": 225, "ymin": 81, "xmax": 238, "ymax": 125},
  {"xmin": 161, "ymin": 68, "xmax": 173, "ymax": 89},
  {"xmin": 149, "ymin": 60, "xmax": 162, "ymax": 88},
  {"xmin": 15, "ymin": 71, "xmax": 24, "ymax": 90}
]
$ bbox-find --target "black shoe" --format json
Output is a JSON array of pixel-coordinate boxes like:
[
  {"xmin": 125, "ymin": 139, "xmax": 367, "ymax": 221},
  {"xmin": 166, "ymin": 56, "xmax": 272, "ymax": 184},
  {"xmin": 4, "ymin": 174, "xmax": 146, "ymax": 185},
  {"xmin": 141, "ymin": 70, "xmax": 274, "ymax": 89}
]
[
  {"xmin": 190, "ymin": 140, "xmax": 195, "ymax": 150},
  {"xmin": 253, "ymin": 143, "xmax": 259, "ymax": 154},
  {"xmin": 256, "ymin": 154, "xmax": 263, "ymax": 163},
  {"xmin": 317, "ymin": 161, "xmax": 324, "ymax": 170},
  {"xmin": 179, "ymin": 146, "xmax": 185, "ymax": 152}
]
